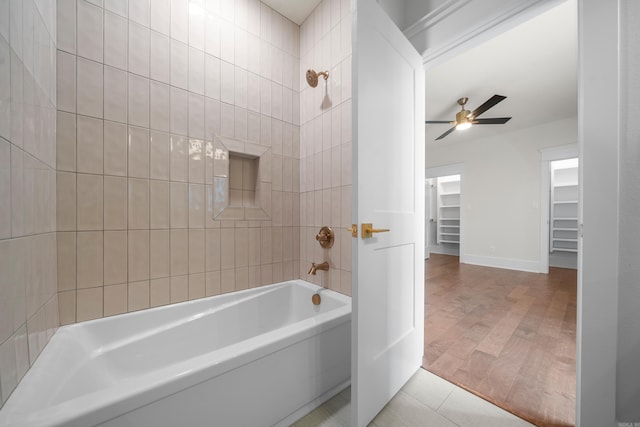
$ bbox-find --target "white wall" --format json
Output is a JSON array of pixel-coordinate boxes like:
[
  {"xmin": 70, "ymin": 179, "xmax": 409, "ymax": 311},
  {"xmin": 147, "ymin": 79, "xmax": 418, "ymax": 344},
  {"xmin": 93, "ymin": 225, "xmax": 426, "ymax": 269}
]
[{"xmin": 426, "ymin": 117, "xmax": 577, "ymax": 272}]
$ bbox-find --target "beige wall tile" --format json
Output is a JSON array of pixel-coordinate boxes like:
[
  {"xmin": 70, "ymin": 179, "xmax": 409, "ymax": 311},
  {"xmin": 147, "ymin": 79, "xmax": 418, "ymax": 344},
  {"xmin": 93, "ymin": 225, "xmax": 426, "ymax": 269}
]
[
  {"xmin": 260, "ymin": 264, "xmax": 272, "ymax": 286},
  {"xmin": 205, "ymin": 271, "xmax": 221, "ymax": 296},
  {"xmin": 128, "ymin": 178, "xmax": 150, "ymax": 229},
  {"xmin": 10, "ymin": 146, "xmax": 24, "ymax": 238},
  {"xmin": 57, "ymin": 232, "xmax": 76, "ymax": 292},
  {"xmin": 128, "ymin": 280, "xmax": 150, "ymax": 311},
  {"xmin": 235, "ymin": 227, "xmax": 248, "ymax": 267},
  {"xmin": 235, "ymin": 267, "xmax": 248, "ymax": 291},
  {"xmin": 128, "ymin": 126, "xmax": 150, "ymax": 179},
  {"xmin": 0, "ymin": 241, "xmax": 14, "ymax": 343},
  {"xmin": 77, "ymin": 287, "xmax": 103, "ymax": 322},
  {"xmin": 188, "ymin": 184, "xmax": 205, "ymax": 228},
  {"xmin": 150, "ymin": 180, "xmax": 170, "ymax": 229},
  {"xmin": 59, "ymin": 288, "xmax": 77, "ymax": 326},
  {"xmin": 150, "ymin": 230, "xmax": 170, "ymax": 278},
  {"xmin": 220, "ymin": 268, "xmax": 235, "ymax": 294},
  {"xmin": 170, "ymin": 181, "xmax": 188, "ymax": 227},
  {"xmin": 77, "ymin": 231, "xmax": 103, "ymax": 289},
  {"xmin": 76, "ymin": 115, "xmax": 103, "ymax": 174},
  {"xmin": 77, "ymin": 174, "xmax": 103, "ymax": 230},
  {"xmin": 128, "ymin": 230, "xmax": 149, "ymax": 281},
  {"xmin": 57, "ymin": 50, "xmax": 77, "ymax": 114},
  {"xmin": 220, "ymin": 227, "xmax": 235, "ymax": 269},
  {"xmin": 104, "ymin": 121, "xmax": 128, "ymax": 176},
  {"xmin": 272, "ymin": 227, "xmax": 283, "ymax": 263},
  {"xmin": 0, "ymin": 330, "xmax": 18, "ymax": 403},
  {"xmin": 248, "ymin": 227, "xmax": 261, "ymax": 266},
  {"xmin": 260, "ymin": 228, "xmax": 272, "ymax": 264},
  {"xmin": 104, "ymin": 231, "xmax": 127, "ymax": 285},
  {"xmin": 170, "ymin": 134, "xmax": 188, "ymax": 181},
  {"xmin": 56, "ymin": 111, "xmax": 76, "ymax": 172},
  {"xmin": 248, "ymin": 265, "xmax": 261, "ymax": 288},
  {"xmin": 104, "ymin": 176, "xmax": 128, "ymax": 230},
  {"xmin": 26, "ymin": 307, "xmax": 46, "ymax": 363},
  {"xmin": 104, "ymin": 283, "xmax": 127, "ymax": 316},
  {"xmin": 150, "ymin": 130, "xmax": 170, "ymax": 180},
  {"xmin": 170, "ymin": 229, "xmax": 189, "ymax": 275},
  {"xmin": 150, "ymin": 277, "xmax": 170, "ymax": 307},
  {"xmin": 104, "ymin": 66, "xmax": 128, "ymax": 123},
  {"xmin": 188, "ymin": 229, "xmax": 205, "ymax": 273},
  {"xmin": 188, "ymin": 273, "xmax": 205, "ymax": 300},
  {"xmin": 170, "ymin": 275, "xmax": 188, "ymax": 303},
  {"xmin": 56, "ymin": 171, "xmax": 76, "ymax": 231},
  {"xmin": 188, "ymin": 139, "xmax": 204, "ymax": 183},
  {"xmin": 205, "ymin": 229, "xmax": 221, "ymax": 272}
]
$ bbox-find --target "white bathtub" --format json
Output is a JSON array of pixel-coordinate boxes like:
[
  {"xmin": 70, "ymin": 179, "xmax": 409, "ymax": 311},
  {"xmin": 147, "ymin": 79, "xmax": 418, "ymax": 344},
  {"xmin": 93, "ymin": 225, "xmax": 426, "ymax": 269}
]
[{"xmin": 0, "ymin": 280, "xmax": 351, "ymax": 427}]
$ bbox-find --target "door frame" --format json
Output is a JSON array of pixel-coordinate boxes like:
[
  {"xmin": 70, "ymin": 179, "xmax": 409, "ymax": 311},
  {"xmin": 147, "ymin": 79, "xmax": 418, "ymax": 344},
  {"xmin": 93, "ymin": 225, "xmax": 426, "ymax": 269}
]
[
  {"xmin": 425, "ymin": 163, "xmax": 465, "ymax": 260},
  {"xmin": 539, "ymin": 143, "xmax": 578, "ymax": 273},
  {"xmin": 409, "ymin": 0, "xmax": 620, "ymax": 424}
]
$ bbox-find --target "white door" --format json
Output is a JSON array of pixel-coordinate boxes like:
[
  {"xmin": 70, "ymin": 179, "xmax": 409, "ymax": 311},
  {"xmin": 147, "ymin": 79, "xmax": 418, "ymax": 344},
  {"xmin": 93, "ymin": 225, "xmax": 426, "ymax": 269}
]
[{"xmin": 351, "ymin": 0, "xmax": 425, "ymax": 425}]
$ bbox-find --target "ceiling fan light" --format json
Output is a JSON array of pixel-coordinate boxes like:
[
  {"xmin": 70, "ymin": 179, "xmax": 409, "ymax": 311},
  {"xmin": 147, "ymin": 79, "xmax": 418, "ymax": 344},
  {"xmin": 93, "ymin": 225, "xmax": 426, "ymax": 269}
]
[{"xmin": 456, "ymin": 121, "xmax": 472, "ymax": 131}]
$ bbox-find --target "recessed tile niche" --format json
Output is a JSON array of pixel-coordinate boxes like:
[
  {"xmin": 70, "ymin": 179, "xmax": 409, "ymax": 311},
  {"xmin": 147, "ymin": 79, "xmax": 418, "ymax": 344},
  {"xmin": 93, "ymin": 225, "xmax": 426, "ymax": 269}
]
[{"xmin": 212, "ymin": 135, "xmax": 271, "ymax": 220}]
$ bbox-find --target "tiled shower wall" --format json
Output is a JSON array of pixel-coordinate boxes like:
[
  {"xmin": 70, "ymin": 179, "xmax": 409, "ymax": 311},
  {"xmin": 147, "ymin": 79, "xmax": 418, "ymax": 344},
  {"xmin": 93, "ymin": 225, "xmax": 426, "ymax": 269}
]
[
  {"xmin": 55, "ymin": 0, "xmax": 302, "ymax": 324},
  {"xmin": 299, "ymin": 0, "xmax": 352, "ymax": 295},
  {"xmin": 0, "ymin": 1, "xmax": 59, "ymax": 406}
]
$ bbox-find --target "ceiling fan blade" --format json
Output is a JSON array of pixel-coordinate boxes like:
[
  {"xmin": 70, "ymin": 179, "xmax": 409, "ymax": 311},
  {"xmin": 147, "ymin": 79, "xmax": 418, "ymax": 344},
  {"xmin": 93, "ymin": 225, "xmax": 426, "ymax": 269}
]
[
  {"xmin": 472, "ymin": 117, "xmax": 512, "ymax": 125},
  {"xmin": 425, "ymin": 120, "xmax": 452, "ymax": 124},
  {"xmin": 470, "ymin": 94, "xmax": 506, "ymax": 118},
  {"xmin": 435, "ymin": 126, "xmax": 456, "ymax": 140}
]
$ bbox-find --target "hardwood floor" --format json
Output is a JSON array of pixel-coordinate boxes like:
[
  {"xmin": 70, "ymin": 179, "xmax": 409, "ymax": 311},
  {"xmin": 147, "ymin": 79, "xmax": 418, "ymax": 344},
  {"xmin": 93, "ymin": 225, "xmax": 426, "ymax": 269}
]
[{"xmin": 423, "ymin": 254, "xmax": 577, "ymax": 427}]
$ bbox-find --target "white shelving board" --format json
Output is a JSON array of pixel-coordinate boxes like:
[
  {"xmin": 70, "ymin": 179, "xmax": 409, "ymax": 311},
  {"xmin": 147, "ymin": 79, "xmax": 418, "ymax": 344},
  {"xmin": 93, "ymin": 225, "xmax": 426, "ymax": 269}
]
[
  {"xmin": 436, "ymin": 175, "xmax": 461, "ymax": 246},
  {"xmin": 550, "ymin": 158, "xmax": 579, "ymax": 255}
]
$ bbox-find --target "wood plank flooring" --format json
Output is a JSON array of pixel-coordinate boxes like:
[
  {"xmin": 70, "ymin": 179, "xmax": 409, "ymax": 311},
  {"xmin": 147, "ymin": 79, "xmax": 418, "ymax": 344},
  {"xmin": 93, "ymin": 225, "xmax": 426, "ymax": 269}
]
[{"xmin": 423, "ymin": 254, "xmax": 577, "ymax": 427}]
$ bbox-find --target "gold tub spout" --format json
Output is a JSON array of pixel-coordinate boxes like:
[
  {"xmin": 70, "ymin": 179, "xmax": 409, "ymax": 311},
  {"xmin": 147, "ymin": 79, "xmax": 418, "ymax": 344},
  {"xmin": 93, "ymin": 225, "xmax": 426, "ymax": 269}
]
[{"xmin": 308, "ymin": 261, "xmax": 330, "ymax": 275}]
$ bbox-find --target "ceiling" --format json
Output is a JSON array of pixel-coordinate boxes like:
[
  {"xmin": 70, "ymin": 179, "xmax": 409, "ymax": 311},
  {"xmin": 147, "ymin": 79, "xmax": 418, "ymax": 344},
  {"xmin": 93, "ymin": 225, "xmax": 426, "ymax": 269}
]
[
  {"xmin": 262, "ymin": 0, "xmax": 322, "ymax": 25},
  {"xmin": 424, "ymin": 0, "xmax": 578, "ymax": 144},
  {"xmin": 264, "ymin": 0, "xmax": 577, "ymax": 144}
]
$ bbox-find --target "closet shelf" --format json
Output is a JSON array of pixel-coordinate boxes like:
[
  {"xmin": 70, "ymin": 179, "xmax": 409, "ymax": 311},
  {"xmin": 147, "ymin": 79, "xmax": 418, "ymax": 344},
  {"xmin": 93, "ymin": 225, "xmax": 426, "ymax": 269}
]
[
  {"xmin": 436, "ymin": 176, "xmax": 461, "ymax": 248},
  {"xmin": 550, "ymin": 159, "xmax": 579, "ymax": 264}
]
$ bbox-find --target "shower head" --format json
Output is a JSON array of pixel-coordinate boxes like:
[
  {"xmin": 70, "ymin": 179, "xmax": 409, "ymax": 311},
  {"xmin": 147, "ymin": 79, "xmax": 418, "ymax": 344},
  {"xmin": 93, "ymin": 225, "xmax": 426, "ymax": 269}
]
[{"xmin": 306, "ymin": 69, "xmax": 329, "ymax": 88}]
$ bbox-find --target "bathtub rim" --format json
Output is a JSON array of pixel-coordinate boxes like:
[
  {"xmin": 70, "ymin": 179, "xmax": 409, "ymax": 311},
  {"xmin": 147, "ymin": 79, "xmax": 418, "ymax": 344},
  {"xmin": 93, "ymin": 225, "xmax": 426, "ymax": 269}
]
[{"xmin": 0, "ymin": 280, "xmax": 351, "ymax": 427}]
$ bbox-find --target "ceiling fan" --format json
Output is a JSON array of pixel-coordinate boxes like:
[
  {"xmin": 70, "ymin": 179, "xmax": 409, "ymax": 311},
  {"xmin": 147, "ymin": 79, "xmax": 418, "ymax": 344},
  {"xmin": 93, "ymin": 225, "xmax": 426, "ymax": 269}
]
[{"xmin": 425, "ymin": 94, "xmax": 512, "ymax": 140}]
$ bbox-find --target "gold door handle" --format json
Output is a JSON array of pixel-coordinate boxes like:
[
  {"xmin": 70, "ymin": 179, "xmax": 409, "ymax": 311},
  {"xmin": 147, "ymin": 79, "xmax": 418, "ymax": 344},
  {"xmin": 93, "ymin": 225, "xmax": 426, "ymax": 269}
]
[
  {"xmin": 361, "ymin": 223, "xmax": 390, "ymax": 239},
  {"xmin": 346, "ymin": 224, "xmax": 357, "ymax": 238}
]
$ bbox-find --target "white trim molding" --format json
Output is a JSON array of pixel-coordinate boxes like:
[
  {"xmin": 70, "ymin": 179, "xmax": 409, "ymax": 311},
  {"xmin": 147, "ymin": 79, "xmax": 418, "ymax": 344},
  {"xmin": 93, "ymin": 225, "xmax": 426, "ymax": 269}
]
[
  {"xmin": 539, "ymin": 143, "xmax": 578, "ymax": 273},
  {"xmin": 461, "ymin": 254, "xmax": 543, "ymax": 273},
  {"xmin": 406, "ymin": 0, "xmax": 566, "ymax": 66}
]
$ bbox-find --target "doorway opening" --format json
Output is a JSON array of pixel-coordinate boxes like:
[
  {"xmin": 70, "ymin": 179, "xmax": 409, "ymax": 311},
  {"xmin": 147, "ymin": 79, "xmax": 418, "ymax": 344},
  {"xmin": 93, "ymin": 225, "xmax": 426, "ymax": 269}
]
[
  {"xmin": 426, "ymin": 174, "xmax": 461, "ymax": 257},
  {"xmin": 548, "ymin": 157, "xmax": 579, "ymax": 269},
  {"xmin": 422, "ymin": 1, "xmax": 578, "ymax": 425}
]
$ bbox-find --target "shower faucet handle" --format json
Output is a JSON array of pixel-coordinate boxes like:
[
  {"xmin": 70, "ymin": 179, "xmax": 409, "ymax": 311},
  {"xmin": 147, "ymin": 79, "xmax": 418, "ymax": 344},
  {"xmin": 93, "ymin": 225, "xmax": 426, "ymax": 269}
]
[{"xmin": 315, "ymin": 226, "xmax": 334, "ymax": 248}]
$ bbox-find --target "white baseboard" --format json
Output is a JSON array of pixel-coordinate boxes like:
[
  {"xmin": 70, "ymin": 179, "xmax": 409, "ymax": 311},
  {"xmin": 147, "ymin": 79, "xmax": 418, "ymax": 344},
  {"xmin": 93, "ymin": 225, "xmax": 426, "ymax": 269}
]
[
  {"xmin": 429, "ymin": 245, "xmax": 460, "ymax": 256},
  {"xmin": 460, "ymin": 254, "xmax": 543, "ymax": 273}
]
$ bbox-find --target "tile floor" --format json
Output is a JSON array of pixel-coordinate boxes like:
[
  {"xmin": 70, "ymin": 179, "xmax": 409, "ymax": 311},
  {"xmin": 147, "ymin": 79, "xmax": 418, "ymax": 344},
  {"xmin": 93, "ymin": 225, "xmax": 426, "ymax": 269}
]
[{"xmin": 293, "ymin": 368, "xmax": 534, "ymax": 427}]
